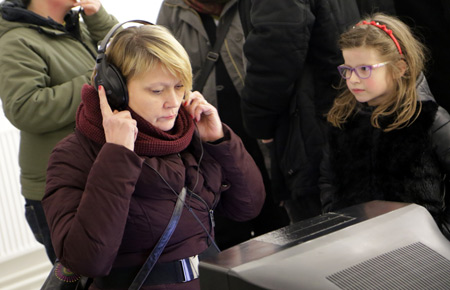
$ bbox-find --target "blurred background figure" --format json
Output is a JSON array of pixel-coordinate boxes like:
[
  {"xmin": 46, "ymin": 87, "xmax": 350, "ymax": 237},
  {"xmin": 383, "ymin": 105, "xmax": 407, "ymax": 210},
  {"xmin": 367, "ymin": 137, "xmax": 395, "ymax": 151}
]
[
  {"xmin": 0, "ymin": 0, "xmax": 118, "ymax": 263},
  {"xmin": 157, "ymin": 0, "xmax": 289, "ymax": 250},
  {"xmin": 240, "ymin": 0, "xmax": 360, "ymax": 223}
]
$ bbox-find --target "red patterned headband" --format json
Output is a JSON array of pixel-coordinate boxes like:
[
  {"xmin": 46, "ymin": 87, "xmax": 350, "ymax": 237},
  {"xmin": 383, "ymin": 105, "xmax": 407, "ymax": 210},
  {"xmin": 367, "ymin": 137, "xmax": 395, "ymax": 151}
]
[{"xmin": 356, "ymin": 20, "xmax": 403, "ymax": 55}]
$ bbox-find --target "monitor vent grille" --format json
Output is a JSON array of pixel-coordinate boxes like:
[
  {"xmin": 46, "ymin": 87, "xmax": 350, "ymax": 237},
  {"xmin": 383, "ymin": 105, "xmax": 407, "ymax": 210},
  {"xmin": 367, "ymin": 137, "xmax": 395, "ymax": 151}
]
[{"xmin": 327, "ymin": 242, "xmax": 450, "ymax": 289}]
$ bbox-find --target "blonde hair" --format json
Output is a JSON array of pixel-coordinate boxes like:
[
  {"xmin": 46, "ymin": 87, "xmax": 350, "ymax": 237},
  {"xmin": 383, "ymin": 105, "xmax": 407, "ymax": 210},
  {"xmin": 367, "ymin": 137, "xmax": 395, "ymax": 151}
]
[
  {"xmin": 92, "ymin": 24, "xmax": 193, "ymax": 96},
  {"xmin": 327, "ymin": 13, "xmax": 427, "ymax": 132}
]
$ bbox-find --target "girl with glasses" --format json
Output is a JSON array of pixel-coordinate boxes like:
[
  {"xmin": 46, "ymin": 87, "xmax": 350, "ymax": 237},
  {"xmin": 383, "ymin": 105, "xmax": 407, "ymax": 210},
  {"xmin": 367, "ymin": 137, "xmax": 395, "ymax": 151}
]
[{"xmin": 320, "ymin": 13, "xmax": 450, "ymax": 240}]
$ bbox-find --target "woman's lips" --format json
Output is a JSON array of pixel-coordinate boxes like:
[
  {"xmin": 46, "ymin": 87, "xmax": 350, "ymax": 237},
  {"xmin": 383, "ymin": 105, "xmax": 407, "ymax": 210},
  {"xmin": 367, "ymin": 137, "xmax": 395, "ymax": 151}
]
[{"xmin": 161, "ymin": 114, "xmax": 176, "ymax": 120}]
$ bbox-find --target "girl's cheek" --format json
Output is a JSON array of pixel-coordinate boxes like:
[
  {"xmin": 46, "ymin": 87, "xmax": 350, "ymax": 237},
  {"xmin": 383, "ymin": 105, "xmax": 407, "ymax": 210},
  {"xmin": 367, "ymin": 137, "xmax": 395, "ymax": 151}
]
[{"xmin": 364, "ymin": 78, "xmax": 377, "ymax": 89}]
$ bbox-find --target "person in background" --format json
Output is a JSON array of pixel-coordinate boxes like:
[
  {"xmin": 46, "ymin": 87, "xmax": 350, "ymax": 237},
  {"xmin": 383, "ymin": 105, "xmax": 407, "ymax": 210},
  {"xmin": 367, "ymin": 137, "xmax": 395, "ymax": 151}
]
[
  {"xmin": 42, "ymin": 23, "xmax": 265, "ymax": 289},
  {"xmin": 157, "ymin": 0, "xmax": 289, "ymax": 249},
  {"xmin": 0, "ymin": 0, "xmax": 118, "ymax": 263},
  {"xmin": 240, "ymin": 0, "xmax": 360, "ymax": 223},
  {"xmin": 320, "ymin": 13, "xmax": 450, "ymax": 239}
]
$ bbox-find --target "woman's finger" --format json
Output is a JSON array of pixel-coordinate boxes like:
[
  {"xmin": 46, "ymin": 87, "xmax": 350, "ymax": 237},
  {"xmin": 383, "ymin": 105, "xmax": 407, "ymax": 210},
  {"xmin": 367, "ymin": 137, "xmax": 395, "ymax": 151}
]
[{"xmin": 98, "ymin": 86, "xmax": 114, "ymax": 120}]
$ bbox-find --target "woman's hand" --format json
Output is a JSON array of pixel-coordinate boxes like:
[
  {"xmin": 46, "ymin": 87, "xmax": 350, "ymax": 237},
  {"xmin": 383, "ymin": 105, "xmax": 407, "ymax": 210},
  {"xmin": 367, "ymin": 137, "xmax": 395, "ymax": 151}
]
[
  {"xmin": 99, "ymin": 86, "xmax": 137, "ymax": 151},
  {"xmin": 184, "ymin": 91, "xmax": 224, "ymax": 142},
  {"xmin": 73, "ymin": 0, "xmax": 102, "ymax": 16}
]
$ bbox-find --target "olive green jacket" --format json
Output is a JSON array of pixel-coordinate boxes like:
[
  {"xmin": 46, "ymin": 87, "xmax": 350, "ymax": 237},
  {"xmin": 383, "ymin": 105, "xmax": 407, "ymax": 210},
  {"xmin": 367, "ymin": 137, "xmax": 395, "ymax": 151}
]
[{"xmin": 0, "ymin": 3, "xmax": 118, "ymax": 200}]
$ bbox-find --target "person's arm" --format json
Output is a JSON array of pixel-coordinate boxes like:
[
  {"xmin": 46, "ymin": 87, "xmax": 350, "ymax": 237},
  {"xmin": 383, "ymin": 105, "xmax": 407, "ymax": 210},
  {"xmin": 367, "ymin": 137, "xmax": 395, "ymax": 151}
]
[
  {"xmin": 203, "ymin": 124, "xmax": 266, "ymax": 221},
  {"xmin": 81, "ymin": 3, "xmax": 119, "ymax": 42},
  {"xmin": 431, "ymin": 106, "xmax": 450, "ymax": 238},
  {"xmin": 183, "ymin": 91, "xmax": 265, "ymax": 220},
  {"xmin": 241, "ymin": 0, "xmax": 314, "ymax": 139},
  {"xmin": 0, "ymin": 4, "xmax": 117, "ymax": 134},
  {"xmin": 432, "ymin": 106, "xmax": 450, "ymax": 172},
  {"xmin": 43, "ymin": 86, "xmax": 142, "ymax": 277},
  {"xmin": 0, "ymin": 32, "xmax": 89, "ymax": 133},
  {"xmin": 318, "ymin": 141, "xmax": 337, "ymax": 213},
  {"xmin": 43, "ymin": 139, "xmax": 143, "ymax": 277}
]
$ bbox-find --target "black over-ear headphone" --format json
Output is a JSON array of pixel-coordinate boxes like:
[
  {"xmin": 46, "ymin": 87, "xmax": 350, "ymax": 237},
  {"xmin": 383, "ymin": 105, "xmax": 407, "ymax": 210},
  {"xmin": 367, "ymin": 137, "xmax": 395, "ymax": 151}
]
[{"xmin": 94, "ymin": 20, "xmax": 154, "ymax": 110}]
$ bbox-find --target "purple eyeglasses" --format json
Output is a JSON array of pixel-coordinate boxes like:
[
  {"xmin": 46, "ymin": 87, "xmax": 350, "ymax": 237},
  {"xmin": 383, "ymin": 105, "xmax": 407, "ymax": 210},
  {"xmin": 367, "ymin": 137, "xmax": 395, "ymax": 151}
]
[{"xmin": 337, "ymin": 61, "xmax": 389, "ymax": 79}]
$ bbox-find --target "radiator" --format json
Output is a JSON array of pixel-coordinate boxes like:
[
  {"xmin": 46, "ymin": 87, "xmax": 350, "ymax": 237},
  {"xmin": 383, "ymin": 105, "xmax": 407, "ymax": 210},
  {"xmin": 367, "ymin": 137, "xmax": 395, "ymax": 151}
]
[{"xmin": 0, "ymin": 123, "xmax": 40, "ymax": 261}]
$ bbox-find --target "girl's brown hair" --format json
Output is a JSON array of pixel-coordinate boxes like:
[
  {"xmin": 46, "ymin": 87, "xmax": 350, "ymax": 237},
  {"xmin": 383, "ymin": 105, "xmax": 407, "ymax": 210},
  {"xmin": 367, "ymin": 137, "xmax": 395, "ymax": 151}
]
[{"xmin": 327, "ymin": 13, "xmax": 427, "ymax": 132}]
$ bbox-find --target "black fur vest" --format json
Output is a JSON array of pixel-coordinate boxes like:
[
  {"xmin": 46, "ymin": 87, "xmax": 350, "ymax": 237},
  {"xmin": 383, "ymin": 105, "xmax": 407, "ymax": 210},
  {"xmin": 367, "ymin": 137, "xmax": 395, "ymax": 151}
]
[{"xmin": 328, "ymin": 101, "xmax": 444, "ymax": 216}]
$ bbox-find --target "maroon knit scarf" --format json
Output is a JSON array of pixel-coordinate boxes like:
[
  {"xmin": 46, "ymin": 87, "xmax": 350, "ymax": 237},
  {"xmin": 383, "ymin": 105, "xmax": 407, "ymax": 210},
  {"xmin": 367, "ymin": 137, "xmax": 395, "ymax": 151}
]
[{"xmin": 76, "ymin": 85, "xmax": 195, "ymax": 156}]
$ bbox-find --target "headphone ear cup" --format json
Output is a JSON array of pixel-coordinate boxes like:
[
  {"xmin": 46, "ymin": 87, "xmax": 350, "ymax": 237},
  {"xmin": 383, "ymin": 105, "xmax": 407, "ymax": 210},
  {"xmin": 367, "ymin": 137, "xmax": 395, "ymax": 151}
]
[
  {"xmin": 93, "ymin": 20, "xmax": 154, "ymax": 111},
  {"xmin": 94, "ymin": 54, "xmax": 129, "ymax": 111}
]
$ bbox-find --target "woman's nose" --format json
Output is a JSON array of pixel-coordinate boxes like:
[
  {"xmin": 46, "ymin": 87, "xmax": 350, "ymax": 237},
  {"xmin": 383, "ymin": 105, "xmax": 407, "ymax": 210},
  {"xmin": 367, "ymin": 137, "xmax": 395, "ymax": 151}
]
[{"xmin": 165, "ymin": 89, "xmax": 181, "ymax": 108}]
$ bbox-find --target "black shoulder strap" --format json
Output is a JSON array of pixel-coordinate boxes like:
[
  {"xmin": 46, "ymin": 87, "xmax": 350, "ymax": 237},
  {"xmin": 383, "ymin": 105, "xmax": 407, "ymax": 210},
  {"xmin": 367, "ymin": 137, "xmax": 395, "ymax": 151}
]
[
  {"xmin": 238, "ymin": 0, "xmax": 253, "ymax": 38},
  {"xmin": 193, "ymin": 3, "xmax": 238, "ymax": 93},
  {"xmin": 128, "ymin": 187, "xmax": 187, "ymax": 290}
]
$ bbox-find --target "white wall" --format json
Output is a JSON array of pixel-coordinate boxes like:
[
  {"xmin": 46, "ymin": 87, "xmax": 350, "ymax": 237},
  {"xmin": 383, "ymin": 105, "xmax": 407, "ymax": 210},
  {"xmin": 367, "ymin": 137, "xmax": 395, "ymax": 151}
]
[{"xmin": 102, "ymin": 1, "xmax": 163, "ymax": 23}]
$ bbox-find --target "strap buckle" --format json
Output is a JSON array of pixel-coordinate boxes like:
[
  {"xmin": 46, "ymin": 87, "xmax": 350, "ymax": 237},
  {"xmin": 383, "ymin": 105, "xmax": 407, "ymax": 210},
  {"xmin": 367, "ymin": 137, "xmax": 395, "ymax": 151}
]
[
  {"xmin": 206, "ymin": 51, "xmax": 219, "ymax": 62},
  {"xmin": 180, "ymin": 255, "xmax": 199, "ymax": 282}
]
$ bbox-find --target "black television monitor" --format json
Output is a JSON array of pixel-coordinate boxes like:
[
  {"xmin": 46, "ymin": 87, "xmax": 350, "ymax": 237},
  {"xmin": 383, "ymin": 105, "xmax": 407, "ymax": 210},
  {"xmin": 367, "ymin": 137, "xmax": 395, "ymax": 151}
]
[{"xmin": 199, "ymin": 200, "xmax": 450, "ymax": 290}]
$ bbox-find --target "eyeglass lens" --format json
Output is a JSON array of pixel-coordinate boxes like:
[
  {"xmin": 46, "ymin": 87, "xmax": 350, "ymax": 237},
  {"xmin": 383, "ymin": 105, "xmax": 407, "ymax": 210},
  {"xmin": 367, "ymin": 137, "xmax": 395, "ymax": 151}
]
[{"xmin": 338, "ymin": 66, "xmax": 372, "ymax": 79}]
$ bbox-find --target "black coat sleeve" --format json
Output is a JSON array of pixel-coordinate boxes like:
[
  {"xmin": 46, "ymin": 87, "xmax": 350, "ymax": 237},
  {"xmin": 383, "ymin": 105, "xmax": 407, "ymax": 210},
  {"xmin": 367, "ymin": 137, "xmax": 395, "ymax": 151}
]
[
  {"xmin": 241, "ymin": 0, "xmax": 314, "ymax": 139},
  {"xmin": 318, "ymin": 140, "xmax": 337, "ymax": 213},
  {"xmin": 431, "ymin": 106, "xmax": 450, "ymax": 238}
]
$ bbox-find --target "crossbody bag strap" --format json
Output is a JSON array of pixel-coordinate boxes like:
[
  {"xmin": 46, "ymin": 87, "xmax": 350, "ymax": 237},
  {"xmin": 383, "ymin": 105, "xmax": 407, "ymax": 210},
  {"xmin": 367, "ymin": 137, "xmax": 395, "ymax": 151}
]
[
  {"xmin": 193, "ymin": 3, "xmax": 237, "ymax": 93},
  {"xmin": 128, "ymin": 187, "xmax": 187, "ymax": 290},
  {"xmin": 238, "ymin": 0, "xmax": 252, "ymax": 38}
]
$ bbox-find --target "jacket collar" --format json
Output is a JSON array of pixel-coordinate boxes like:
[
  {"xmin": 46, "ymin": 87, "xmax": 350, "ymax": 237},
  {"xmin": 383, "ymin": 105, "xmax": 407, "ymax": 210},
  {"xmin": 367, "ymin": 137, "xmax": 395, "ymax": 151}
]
[
  {"xmin": 1, "ymin": 0, "xmax": 80, "ymax": 36},
  {"xmin": 416, "ymin": 72, "xmax": 436, "ymax": 103},
  {"xmin": 164, "ymin": 0, "xmax": 238, "ymax": 17},
  {"xmin": 162, "ymin": 0, "xmax": 237, "ymax": 41}
]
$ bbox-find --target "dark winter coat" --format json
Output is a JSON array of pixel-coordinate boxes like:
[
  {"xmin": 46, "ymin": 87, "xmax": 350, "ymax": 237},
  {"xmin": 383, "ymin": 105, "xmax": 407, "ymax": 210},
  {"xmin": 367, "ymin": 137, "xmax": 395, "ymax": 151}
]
[
  {"xmin": 240, "ymin": 0, "xmax": 361, "ymax": 204},
  {"xmin": 43, "ymin": 123, "xmax": 265, "ymax": 289},
  {"xmin": 320, "ymin": 74, "xmax": 450, "ymax": 239}
]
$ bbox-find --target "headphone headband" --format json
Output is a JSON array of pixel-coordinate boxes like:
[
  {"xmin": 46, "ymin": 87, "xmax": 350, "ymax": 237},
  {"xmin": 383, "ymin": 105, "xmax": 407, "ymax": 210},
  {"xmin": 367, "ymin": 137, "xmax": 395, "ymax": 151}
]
[{"xmin": 97, "ymin": 20, "xmax": 154, "ymax": 53}]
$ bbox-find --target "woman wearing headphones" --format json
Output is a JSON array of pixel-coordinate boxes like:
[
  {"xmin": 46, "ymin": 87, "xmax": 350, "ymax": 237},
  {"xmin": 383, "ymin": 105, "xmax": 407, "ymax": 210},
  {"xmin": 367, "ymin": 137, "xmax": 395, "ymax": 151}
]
[{"xmin": 42, "ymin": 23, "xmax": 265, "ymax": 289}]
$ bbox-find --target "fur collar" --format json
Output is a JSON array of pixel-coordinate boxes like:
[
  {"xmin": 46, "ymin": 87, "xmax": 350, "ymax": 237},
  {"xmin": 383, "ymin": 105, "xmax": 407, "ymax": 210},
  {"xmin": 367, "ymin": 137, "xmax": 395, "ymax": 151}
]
[{"xmin": 328, "ymin": 101, "xmax": 442, "ymax": 214}]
